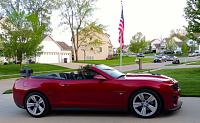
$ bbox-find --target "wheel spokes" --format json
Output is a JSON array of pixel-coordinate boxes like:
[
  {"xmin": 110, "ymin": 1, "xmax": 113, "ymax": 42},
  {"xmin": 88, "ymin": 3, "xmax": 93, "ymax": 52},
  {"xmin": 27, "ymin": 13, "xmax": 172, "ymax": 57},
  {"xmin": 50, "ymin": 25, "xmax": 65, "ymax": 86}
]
[
  {"xmin": 138, "ymin": 93, "xmax": 145, "ymax": 101},
  {"xmin": 27, "ymin": 103, "xmax": 35, "ymax": 108},
  {"xmin": 146, "ymin": 95, "xmax": 154, "ymax": 102},
  {"xmin": 141, "ymin": 107, "xmax": 147, "ymax": 115},
  {"xmin": 38, "ymin": 105, "xmax": 44, "ymax": 112},
  {"xmin": 38, "ymin": 97, "xmax": 43, "ymax": 104},
  {"xmin": 147, "ymin": 104, "xmax": 156, "ymax": 112},
  {"xmin": 133, "ymin": 102, "xmax": 142, "ymax": 108},
  {"xmin": 32, "ymin": 107, "xmax": 37, "ymax": 114},
  {"xmin": 31, "ymin": 96, "xmax": 37, "ymax": 102}
]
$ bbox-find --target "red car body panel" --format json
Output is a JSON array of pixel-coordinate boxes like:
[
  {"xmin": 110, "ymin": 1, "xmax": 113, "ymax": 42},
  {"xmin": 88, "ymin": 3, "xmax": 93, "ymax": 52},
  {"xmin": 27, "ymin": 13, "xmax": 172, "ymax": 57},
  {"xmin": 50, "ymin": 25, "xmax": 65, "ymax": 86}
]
[{"xmin": 13, "ymin": 65, "xmax": 181, "ymax": 112}]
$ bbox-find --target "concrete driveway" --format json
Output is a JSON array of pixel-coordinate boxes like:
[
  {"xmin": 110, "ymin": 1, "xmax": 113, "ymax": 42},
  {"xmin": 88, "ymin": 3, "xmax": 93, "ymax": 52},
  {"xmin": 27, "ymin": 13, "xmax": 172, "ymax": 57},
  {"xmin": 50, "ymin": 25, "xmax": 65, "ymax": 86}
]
[
  {"xmin": 0, "ymin": 94, "xmax": 200, "ymax": 123},
  {"xmin": 0, "ymin": 79, "xmax": 15, "ymax": 94}
]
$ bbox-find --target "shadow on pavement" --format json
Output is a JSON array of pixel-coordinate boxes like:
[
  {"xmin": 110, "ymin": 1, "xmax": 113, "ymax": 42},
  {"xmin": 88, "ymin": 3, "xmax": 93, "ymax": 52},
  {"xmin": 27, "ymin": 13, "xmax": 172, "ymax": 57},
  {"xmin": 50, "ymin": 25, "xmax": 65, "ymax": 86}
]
[{"xmin": 47, "ymin": 109, "xmax": 181, "ymax": 118}]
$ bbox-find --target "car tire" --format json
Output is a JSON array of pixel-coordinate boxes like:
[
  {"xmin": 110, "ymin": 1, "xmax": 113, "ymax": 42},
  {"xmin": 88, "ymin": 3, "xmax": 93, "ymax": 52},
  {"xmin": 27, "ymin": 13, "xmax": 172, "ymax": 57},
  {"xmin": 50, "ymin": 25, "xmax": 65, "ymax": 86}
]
[
  {"xmin": 129, "ymin": 89, "xmax": 162, "ymax": 118},
  {"xmin": 25, "ymin": 92, "xmax": 50, "ymax": 118}
]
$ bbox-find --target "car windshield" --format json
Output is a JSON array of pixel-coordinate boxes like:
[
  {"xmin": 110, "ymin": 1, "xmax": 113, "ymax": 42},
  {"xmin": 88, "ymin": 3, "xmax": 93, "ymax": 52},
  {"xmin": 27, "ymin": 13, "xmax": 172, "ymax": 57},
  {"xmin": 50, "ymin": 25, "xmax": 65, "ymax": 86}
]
[{"xmin": 95, "ymin": 65, "xmax": 124, "ymax": 78}]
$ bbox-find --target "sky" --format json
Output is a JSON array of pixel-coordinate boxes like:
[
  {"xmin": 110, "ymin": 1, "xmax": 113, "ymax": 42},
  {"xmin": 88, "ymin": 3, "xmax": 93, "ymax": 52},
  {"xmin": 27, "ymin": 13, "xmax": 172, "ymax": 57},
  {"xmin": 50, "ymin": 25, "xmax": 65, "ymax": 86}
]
[{"xmin": 51, "ymin": 0, "xmax": 187, "ymax": 48}]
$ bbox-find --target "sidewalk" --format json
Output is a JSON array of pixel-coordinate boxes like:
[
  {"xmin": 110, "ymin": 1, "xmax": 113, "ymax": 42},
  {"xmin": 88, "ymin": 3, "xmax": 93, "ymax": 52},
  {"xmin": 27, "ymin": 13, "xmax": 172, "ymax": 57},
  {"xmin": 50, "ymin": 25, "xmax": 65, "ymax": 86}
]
[{"xmin": 114, "ymin": 62, "xmax": 171, "ymax": 72}]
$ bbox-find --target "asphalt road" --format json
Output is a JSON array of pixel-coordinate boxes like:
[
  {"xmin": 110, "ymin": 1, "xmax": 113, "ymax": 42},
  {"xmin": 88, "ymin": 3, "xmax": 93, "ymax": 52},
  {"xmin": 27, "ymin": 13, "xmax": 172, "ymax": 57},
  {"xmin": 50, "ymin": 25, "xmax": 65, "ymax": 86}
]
[{"xmin": 0, "ymin": 94, "xmax": 200, "ymax": 123}]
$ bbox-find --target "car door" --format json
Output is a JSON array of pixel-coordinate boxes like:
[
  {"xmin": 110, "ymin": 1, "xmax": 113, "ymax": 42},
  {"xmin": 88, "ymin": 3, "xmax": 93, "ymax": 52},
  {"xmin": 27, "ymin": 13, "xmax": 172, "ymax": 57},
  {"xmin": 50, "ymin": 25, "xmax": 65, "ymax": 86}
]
[
  {"xmin": 59, "ymin": 72, "xmax": 126, "ymax": 109},
  {"xmin": 61, "ymin": 79, "xmax": 103, "ymax": 108}
]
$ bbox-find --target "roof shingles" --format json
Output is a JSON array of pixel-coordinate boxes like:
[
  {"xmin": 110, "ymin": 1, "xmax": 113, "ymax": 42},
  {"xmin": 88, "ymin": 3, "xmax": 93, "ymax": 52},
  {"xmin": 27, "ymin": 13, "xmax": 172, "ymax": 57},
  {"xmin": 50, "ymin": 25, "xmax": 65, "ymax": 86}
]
[{"xmin": 56, "ymin": 41, "xmax": 72, "ymax": 51}]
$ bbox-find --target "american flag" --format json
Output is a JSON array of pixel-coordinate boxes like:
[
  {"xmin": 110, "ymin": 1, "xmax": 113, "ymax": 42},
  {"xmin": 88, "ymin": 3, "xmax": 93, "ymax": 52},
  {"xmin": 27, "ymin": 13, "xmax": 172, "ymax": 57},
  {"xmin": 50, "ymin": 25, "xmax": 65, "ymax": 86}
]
[{"xmin": 118, "ymin": 5, "xmax": 124, "ymax": 48}]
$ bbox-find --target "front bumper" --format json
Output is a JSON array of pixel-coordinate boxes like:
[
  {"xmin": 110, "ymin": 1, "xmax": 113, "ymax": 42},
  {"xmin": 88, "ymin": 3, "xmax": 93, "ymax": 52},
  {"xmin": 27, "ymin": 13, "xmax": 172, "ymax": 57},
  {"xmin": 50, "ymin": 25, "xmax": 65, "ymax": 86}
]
[{"xmin": 168, "ymin": 99, "xmax": 182, "ymax": 111}]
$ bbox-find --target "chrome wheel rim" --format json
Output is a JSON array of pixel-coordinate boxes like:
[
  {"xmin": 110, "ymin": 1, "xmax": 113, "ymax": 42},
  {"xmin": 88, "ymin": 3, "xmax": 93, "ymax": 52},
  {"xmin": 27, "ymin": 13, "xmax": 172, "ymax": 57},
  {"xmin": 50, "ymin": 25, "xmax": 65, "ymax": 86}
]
[
  {"xmin": 26, "ymin": 95, "xmax": 45, "ymax": 116},
  {"xmin": 133, "ymin": 92, "xmax": 158, "ymax": 117}
]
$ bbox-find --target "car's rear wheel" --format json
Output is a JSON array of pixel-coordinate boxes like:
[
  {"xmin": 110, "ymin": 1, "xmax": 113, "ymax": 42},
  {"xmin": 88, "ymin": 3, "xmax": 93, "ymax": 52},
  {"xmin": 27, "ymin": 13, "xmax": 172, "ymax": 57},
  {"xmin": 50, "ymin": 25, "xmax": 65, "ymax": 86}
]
[
  {"xmin": 25, "ymin": 92, "xmax": 50, "ymax": 118},
  {"xmin": 129, "ymin": 89, "xmax": 162, "ymax": 118}
]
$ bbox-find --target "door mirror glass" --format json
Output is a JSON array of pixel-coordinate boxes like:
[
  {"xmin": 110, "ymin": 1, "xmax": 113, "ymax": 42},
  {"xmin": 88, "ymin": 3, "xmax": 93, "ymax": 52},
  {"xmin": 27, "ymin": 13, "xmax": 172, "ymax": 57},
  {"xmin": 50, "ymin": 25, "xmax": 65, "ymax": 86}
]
[{"xmin": 93, "ymin": 75, "xmax": 106, "ymax": 80}]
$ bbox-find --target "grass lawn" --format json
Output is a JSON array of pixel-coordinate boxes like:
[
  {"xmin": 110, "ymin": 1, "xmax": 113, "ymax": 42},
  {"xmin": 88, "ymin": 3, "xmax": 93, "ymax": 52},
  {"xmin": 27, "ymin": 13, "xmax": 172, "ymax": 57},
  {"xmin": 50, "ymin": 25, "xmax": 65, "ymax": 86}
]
[
  {"xmin": 77, "ymin": 56, "xmax": 153, "ymax": 67},
  {"xmin": 2, "ymin": 89, "xmax": 12, "ymax": 94},
  {"xmin": 187, "ymin": 61, "xmax": 200, "ymax": 65},
  {"xmin": 151, "ymin": 68, "xmax": 200, "ymax": 97},
  {"xmin": 0, "ymin": 64, "xmax": 72, "ymax": 80}
]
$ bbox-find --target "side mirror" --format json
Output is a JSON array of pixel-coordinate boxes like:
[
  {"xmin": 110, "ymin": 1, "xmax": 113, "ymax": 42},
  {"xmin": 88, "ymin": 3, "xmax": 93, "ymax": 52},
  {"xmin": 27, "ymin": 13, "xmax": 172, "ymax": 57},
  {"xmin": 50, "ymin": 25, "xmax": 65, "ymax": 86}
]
[{"xmin": 94, "ymin": 75, "xmax": 106, "ymax": 80}]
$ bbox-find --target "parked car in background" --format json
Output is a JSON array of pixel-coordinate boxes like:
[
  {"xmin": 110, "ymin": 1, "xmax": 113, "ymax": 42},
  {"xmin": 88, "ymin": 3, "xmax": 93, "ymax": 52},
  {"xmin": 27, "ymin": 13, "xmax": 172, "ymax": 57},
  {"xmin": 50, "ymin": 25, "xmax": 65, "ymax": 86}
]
[
  {"xmin": 166, "ymin": 56, "xmax": 177, "ymax": 61},
  {"xmin": 188, "ymin": 52, "xmax": 197, "ymax": 57},
  {"xmin": 164, "ymin": 50, "xmax": 174, "ymax": 54},
  {"xmin": 13, "ymin": 64, "xmax": 182, "ymax": 118},
  {"xmin": 153, "ymin": 56, "xmax": 163, "ymax": 63},
  {"xmin": 172, "ymin": 58, "xmax": 180, "ymax": 64},
  {"xmin": 195, "ymin": 50, "xmax": 200, "ymax": 56},
  {"xmin": 174, "ymin": 50, "xmax": 182, "ymax": 54},
  {"xmin": 154, "ymin": 54, "xmax": 167, "ymax": 63},
  {"xmin": 0, "ymin": 57, "xmax": 8, "ymax": 65},
  {"xmin": 136, "ymin": 53, "xmax": 145, "ymax": 57},
  {"xmin": 13, "ymin": 60, "xmax": 21, "ymax": 64}
]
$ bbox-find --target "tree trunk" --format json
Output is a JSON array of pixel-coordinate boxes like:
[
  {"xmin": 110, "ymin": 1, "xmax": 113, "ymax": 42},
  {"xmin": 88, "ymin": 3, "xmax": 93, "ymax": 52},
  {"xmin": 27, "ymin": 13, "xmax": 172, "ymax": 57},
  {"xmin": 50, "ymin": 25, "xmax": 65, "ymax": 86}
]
[
  {"xmin": 18, "ymin": 57, "xmax": 23, "ymax": 69},
  {"xmin": 71, "ymin": 30, "xmax": 78, "ymax": 62},
  {"xmin": 75, "ymin": 29, "xmax": 79, "ymax": 62},
  {"xmin": 74, "ymin": 49, "xmax": 78, "ymax": 62}
]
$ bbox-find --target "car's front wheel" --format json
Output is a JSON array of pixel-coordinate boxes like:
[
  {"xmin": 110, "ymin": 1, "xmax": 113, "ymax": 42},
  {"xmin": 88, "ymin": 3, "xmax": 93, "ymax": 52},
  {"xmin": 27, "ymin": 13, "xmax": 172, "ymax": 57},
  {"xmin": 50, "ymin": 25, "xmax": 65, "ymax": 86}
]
[
  {"xmin": 25, "ymin": 92, "xmax": 50, "ymax": 118},
  {"xmin": 129, "ymin": 89, "xmax": 162, "ymax": 118}
]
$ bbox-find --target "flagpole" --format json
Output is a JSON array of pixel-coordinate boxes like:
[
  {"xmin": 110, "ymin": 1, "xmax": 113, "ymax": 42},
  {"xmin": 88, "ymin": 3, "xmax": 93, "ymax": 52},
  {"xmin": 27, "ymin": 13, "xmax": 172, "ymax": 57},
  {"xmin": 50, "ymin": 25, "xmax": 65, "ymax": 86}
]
[
  {"xmin": 120, "ymin": 0, "xmax": 123, "ymax": 67},
  {"xmin": 120, "ymin": 44, "xmax": 123, "ymax": 67}
]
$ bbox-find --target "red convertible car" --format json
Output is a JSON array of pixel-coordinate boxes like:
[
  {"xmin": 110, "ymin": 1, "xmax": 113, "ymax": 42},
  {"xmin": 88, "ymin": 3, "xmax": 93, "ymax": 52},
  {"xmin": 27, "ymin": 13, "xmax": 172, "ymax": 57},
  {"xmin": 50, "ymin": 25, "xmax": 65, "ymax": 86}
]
[{"xmin": 13, "ymin": 64, "xmax": 182, "ymax": 118}]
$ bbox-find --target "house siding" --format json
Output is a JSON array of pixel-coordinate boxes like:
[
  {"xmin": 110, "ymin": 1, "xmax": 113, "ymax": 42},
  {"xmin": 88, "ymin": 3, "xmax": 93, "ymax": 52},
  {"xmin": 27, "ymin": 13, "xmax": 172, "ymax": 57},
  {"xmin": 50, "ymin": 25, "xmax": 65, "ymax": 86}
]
[
  {"xmin": 36, "ymin": 36, "xmax": 72, "ymax": 63},
  {"xmin": 77, "ymin": 33, "xmax": 113, "ymax": 60}
]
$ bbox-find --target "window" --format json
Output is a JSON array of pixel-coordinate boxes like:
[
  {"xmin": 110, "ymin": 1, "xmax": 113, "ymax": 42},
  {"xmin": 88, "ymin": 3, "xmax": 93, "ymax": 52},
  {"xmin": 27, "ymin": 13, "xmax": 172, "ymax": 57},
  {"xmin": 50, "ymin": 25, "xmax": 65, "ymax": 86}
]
[
  {"xmin": 98, "ymin": 47, "xmax": 102, "ymax": 52},
  {"xmin": 86, "ymin": 56, "xmax": 94, "ymax": 60}
]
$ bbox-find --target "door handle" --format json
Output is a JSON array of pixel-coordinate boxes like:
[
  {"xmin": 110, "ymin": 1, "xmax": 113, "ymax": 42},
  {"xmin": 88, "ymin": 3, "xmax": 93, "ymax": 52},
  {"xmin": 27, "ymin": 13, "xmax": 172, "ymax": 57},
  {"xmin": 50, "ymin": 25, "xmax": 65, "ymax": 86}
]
[{"xmin": 60, "ymin": 84, "xmax": 69, "ymax": 87}]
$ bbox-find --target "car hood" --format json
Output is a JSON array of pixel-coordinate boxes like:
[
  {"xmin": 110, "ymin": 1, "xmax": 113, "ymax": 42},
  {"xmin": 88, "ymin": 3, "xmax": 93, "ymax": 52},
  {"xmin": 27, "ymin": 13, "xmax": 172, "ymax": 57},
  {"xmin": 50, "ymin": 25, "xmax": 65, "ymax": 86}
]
[{"xmin": 124, "ymin": 73, "xmax": 175, "ymax": 82}]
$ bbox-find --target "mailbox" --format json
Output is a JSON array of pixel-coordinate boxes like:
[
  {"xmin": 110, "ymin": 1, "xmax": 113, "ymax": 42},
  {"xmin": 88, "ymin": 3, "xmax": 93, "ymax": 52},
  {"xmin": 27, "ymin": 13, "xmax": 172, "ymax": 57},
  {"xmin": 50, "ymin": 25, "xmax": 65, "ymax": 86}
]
[{"xmin": 20, "ymin": 66, "xmax": 33, "ymax": 77}]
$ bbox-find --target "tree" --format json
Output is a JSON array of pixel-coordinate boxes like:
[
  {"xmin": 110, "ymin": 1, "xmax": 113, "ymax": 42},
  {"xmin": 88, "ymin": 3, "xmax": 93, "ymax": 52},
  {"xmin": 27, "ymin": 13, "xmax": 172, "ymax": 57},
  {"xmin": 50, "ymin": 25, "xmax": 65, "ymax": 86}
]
[
  {"xmin": 0, "ymin": 0, "xmax": 54, "ymax": 65},
  {"xmin": 58, "ymin": 0, "xmax": 97, "ymax": 61},
  {"xmin": 78, "ymin": 22, "xmax": 105, "ymax": 47},
  {"xmin": 129, "ymin": 32, "xmax": 147, "ymax": 53},
  {"xmin": 184, "ymin": 0, "xmax": 200, "ymax": 43},
  {"xmin": 0, "ymin": 0, "xmax": 56, "ymax": 31},
  {"xmin": 182, "ymin": 41, "xmax": 189, "ymax": 55},
  {"xmin": 0, "ymin": 38, "xmax": 3, "ymax": 56},
  {"xmin": 0, "ymin": 10, "xmax": 46, "ymax": 66},
  {"xmin": 169, "ymin": 29, "xmax": 187, "ymax": 41},
  {"xmin": 165, "ymin": 38, "xmax": 177, "ymax": 51},
  {"xmin": 22, "ymin": 0, "xmax": 56, "ymax": 31}
]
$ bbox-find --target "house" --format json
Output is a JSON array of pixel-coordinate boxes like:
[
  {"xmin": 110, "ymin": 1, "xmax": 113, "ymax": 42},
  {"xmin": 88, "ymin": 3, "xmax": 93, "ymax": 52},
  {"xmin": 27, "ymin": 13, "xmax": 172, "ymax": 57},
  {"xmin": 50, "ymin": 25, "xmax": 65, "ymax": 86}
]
[
  {"xmin": 77, "ymin": 33, "xmax": 113, "ymax": 60},
  {"xmin": 172, "ymin": 37, "xmax": 183, "ymax": 53},
  {"xmin": 150, "ymin": 39, "xmax": 166, "ymax": 53},
  {"xmin": 35, "ymin": 35, "xmax": 72, "ymax": 63}
]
